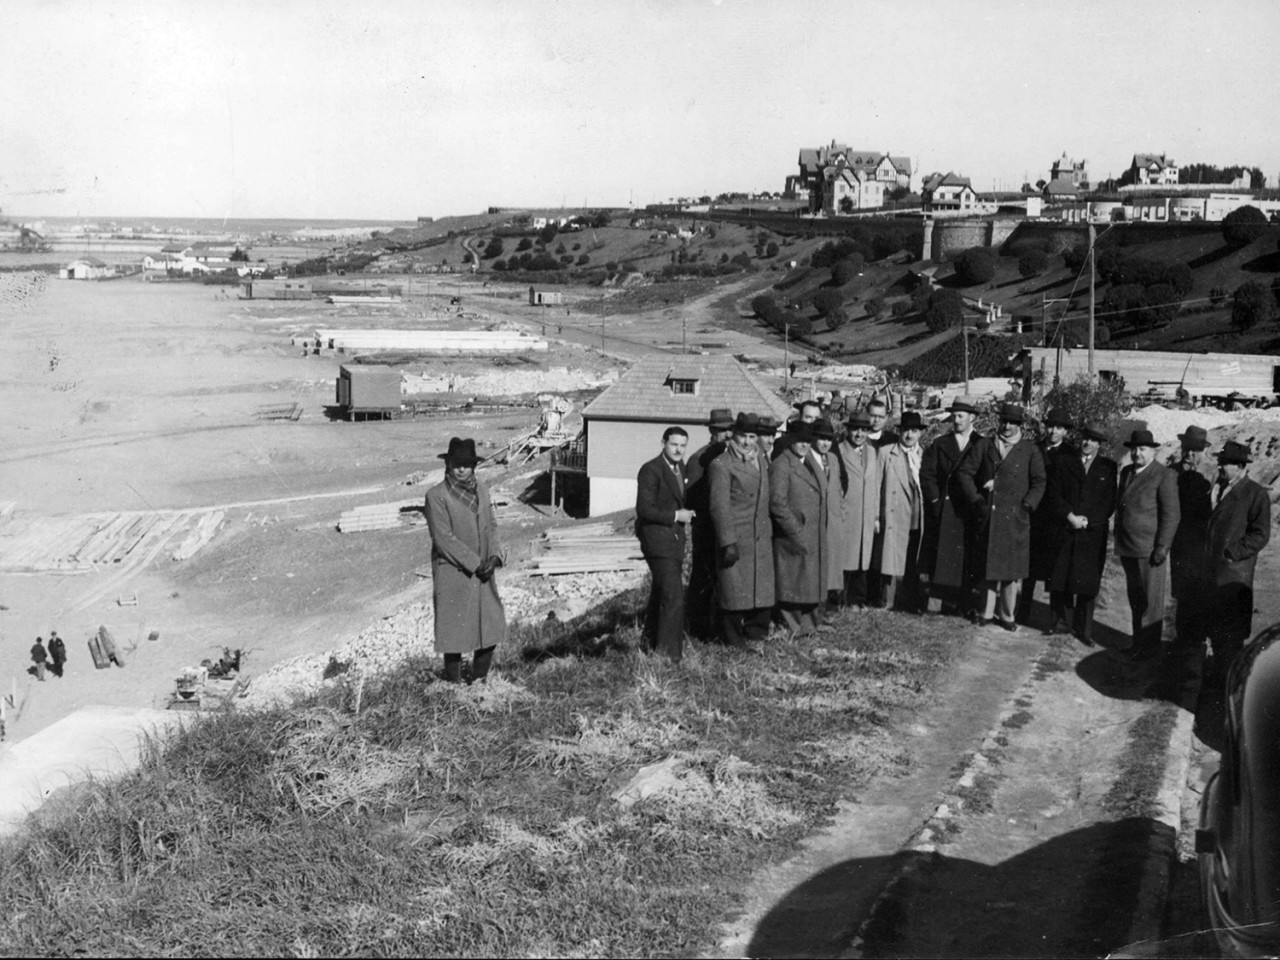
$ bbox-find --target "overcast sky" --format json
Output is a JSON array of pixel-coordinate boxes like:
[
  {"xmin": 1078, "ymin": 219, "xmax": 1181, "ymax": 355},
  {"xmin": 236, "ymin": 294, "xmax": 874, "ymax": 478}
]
[{"xmin": 2, "ymin": 0, "xmax": 1277, "ymax": 220}]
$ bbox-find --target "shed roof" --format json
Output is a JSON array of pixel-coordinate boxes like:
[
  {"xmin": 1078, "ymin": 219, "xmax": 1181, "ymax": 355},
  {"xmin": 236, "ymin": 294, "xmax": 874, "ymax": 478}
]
[
  {"xmin": 67, "ymin": 257, "xmax": 107, "ymax": 267},
  {"xmin": 582, "ymin": 354, "xmax": 791, "ymax": 424}
]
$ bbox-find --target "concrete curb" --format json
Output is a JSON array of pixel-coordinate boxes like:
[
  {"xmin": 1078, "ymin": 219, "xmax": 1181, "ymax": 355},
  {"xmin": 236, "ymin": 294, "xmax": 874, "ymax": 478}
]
[{"xmin": 1116, "ymin": 704, "xmax": 1195, "ymax": 953}]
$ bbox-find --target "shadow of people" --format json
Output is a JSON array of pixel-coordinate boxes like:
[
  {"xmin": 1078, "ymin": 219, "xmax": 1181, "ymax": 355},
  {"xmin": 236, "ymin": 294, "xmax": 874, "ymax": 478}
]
[{"xmin": 744, "ymin": 820, "xmax": 1195, "ymax": 958}]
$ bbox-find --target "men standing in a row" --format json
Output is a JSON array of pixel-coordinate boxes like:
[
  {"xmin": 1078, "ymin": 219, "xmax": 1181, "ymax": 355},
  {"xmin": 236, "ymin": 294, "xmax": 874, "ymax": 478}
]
[
  {"xmin": 957, "ymin": 403, "xmax": 1046, "ymax": 631},
  {"xmin": 880, "ymin": 411, "xmax": 927, "ymax": 612},
  {"xmin": 636, "ymin": 427, "xmax": 695, "ymax": 662},
  {"xmin": 920, "ymin": 397, "xmax": 979, "ymax": 616},
  {"xmin": 832, "ymin": 412, "xmax": 882, "ymax": 607},
  {"xmin": 1044, "ymin": 423, "xmax": 1117, "ymax": 645},
  {"xmin": 1113, "ymin": 430, "xmax": 1180, "ymax": 661},
  {"xmin": 709, "ymin": 414, "xmax": 775, "ymax": 645},
  {"xmin": 685, "ymin": 408, "xmax": 734, "ymax": 640},
  {"xmin": 1020, "ymin": 408, "xmax": 1075, "ymax": 624},
  {"xmin": 1169, "ymin": 425, "xmax": 1213, "ymax": 650},
  {"xmin": 770, "ymin": 421, "xmax": 829, "ymax": 637}
]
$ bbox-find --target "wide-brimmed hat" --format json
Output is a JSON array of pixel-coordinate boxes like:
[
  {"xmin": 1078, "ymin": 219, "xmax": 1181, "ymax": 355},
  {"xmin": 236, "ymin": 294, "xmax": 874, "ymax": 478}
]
[
  {"xmin": 948, "ymin": 395, "xmax": 979, "ymax": 414},
  {"xmin": 438, "ymin": 437, "xmax": 483, "ymax": 465},
  {"xmin": 756, "ymin": 416, "xmax": 779, "ymax": 436},
  {"xmin": 707, "ymin": 407, "xmax": 734, "ymax": 430},
  {"xmin": 998, "ymin": 402, "xmax": 1025, "ymax": 424},
  {"xmin": 1178, "ymin": 425, "xmax": 1209, "ymax": 451},
  {"xmin": 1217, "ymin": 440, "xmax": 1252, "ymax": 464},
  {"xmin": 731, "ymin": 412, "xmax": 761, "ymax": 434},
  {"xmin": 1080, "ymin": 423, "xmax": 1110, "ymax": 443},
  {"xmin": 810, "ymin": 419, "xmax": 836, "ymax": 441},
  {"xmin": 1124, "ymin": 429, "xmax": 1159, "ymax": 449},
  {"xmin": 1044, "ymin": 408, "xmax": 1073, "ymax": 428},
  {"xmin": 786, "ymin": 419, "xmax": 812, "ymax": 441},
  {"xmin": 847, "ymin": 412, "xmax": 872, "ymax": 429},
  {"xmin": 899, "ymin": 411, "xmax": 925, "ymax": 431},
  {"xmin": 793, "ymin": 399, "xmax": 822, "ymax": 413}
]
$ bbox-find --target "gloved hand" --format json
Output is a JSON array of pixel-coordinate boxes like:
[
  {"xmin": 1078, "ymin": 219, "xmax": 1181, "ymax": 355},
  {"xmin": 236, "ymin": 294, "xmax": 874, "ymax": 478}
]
[
  {"xmin": 1149, "ymin": 546, "xmax": 1168, "ymax": 567},
  {"xmin": 475, "ymin": 558, "xmax": 497, "ymax": 582},
  {"xmin": 486, "ymin": 554, "xmax": 503, "ymax": 569},
  {"xmin": 720, "ymin": 544, "xmax": 739, "ymax": 569}
]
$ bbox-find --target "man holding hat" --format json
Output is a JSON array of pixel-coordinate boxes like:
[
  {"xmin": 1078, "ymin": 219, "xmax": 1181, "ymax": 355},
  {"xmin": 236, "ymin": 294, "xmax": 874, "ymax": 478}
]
[
  {"xmin": 1114, "ymin": 429, "xmax": 1180, "ymax": 660},
  {"xmin": 833, "ymin": 410, "xmax": 883, "ymax": 607},
  {"xmin": 1169, "ymin": 425, "xmax": 1213, "ymax": 650},
  {"xmin": 1021, "ymin": 408, "xmax": 1076, "ymax": 625},
  {"xmin": 921, "ymin": 396, "xmax": 980, "ymax": 616},
  {"xmin": 879, "ymin": 411, "xmax": 928, "ymax": 612},
  {"xmin": 1202, "ymin": 440, "xmax": 1271, "ymax": 683},
  {"xmin": 770, "ymin": 420, "xmax": 829, "ymax": 637},
  {"xmin": 957, "ymin": 402, "xmax": 1047, "ymax": 631},
  {"xmin": 709, "ymin": 413, "xmax": 775, "ymax": 644},
  {"xmin": 424, "ymin": 437, "xmax": 506, "ymax": 683},
  {"xmin": 684, "ymin": 408, "xmax": 735, "ymax": 640},
  {"xmin": 1045, "ymin": 423, "xmax": 1117, "ymax": 645}
]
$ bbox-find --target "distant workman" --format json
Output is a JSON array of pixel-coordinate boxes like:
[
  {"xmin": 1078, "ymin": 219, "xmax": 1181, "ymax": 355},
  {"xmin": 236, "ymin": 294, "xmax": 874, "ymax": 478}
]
[
  {"xmin": 879, "ymin": 411, "xmax": 928, "ymax": 613},
  {"xmin": 1113, "ymin": 430, "xmax": 1181, "ymax": 662},
  {"xmin": 770, "ymin": 421, "xmax": 829, "ymax": 638},
  {"xmin": 47, "ymin": 631, "xmax": 67, "ymax": 679},
  {"xmin": 920, "ymin": 396, "xmax": 979, "ymax": 618},
  {"xmin": 684, "ymin": 408, "xmax": 735, "ymax": 641},
  {"xmin": 832, "ymin": 411, "xmax": 882, "ymax": 608},
  {"xmin": 1044, "ymin": 423, "xmax": 1117, "ymax": 646},
  {"xmin": 1021, "ymin": 408, "xmax": 1075, "ymax": 625},
  {"xmin": 708, "ymin": 413, "xmax": 774, "ymax": 645},
  {"xmin": 30, "ymin": 636, "xmax": 48, "ymax": 682},
  {"xmin": 957, "ymin": 403, "xmax": 1047, "ymax": 631},
  {"xmin": 1169, "ymin": 425, "xmax": 1213, "ymax": 650},
  {"xmin": 425, "ymin": 437, "xmax": 507, "ymax": 684},
  {"xmin": 635, "ymin": 426, "xmax": 695, "ymax": 661}
]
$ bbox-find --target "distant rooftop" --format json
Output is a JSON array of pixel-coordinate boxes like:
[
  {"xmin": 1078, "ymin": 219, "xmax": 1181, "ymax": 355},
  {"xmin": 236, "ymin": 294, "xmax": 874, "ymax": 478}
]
[{"xmin": 582, "ymin": 354, "xmax": 791, "ymax": 425}]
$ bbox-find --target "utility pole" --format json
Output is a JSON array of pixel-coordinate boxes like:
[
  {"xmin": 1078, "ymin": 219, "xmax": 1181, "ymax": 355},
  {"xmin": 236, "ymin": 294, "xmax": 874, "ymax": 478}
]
[
  {"xmin": 784, "ymin": 323, "xmax": 791, "ymax": 391},
  {"xmin": 1088, "ymin": 222, "xmax": 1097, "ymax": 380}
]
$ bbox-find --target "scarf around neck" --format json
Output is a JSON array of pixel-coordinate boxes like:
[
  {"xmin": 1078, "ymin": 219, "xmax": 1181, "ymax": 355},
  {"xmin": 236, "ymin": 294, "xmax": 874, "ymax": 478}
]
[{"xmin": 445, "ymin": 472, "xmax": 481, "ymax": 513}]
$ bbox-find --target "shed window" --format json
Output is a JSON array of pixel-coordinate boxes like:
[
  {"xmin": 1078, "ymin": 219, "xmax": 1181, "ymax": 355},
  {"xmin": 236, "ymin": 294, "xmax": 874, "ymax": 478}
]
[{"xmin": 670, "ymin": 378, "xmax": 698, "ymax": 395}]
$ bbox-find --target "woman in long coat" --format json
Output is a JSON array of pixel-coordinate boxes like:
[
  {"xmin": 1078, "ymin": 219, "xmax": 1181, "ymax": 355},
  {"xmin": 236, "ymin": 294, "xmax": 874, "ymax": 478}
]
[
  {"xmin": 769, "ymin": 423, "xmax": 827, "ymax": 636},
  {"xmin": 424, "ymin": 437, "xmax": 506, "ymax": 683},
  {"xmin": 708, "ymin": 414, "xmax": 774, "ymax": 643}
]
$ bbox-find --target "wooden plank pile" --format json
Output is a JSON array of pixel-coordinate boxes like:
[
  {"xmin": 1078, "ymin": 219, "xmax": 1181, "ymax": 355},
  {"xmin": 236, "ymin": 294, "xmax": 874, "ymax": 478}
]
[
  {"xmin": 172, "ymin": 511, "xmax": 224, "ymax": 561},
  {"xmin": 255, "ymin": 401, "xmax": 304, "ymax": 421},
  {"xmin": 527, "ymin": 521, "xmax": 645, "ymax": 576},
  {"xmin": 337, "ymin": 500, "xmax": 422, "ymax": 533},
  {"xmin": 0, "ymin": 510, "xmax": 222, "ymax": 573},
  {"xmin": 87, "ymin": 626, "xmax": 123, "ymax": 670}
]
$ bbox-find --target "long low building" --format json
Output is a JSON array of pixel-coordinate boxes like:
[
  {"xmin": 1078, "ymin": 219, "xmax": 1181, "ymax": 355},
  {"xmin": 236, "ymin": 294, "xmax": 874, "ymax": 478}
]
[
  {"xmin": 1022, "ymin": 347, "xmax": 1280, "ymax": 402},
  {"xmin": 300, "ymin": 329, "xmax": 548, "ymax": 355}
]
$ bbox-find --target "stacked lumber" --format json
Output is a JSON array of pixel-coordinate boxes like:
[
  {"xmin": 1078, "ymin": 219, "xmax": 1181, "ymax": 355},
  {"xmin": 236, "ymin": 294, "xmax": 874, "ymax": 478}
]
[
  {"xmin": 527, "ymin": 522, "xmax": 646, "ymax": 576},
  {"xmin": 255, "ymin": 401, "xmax": 303, "ymax": 421},
  {"xmin": 337, "ymin": 500, "xmax": 421, "ymax": 533},
  {"xmin": 172, "ymin": 511, "xmax": 224, "ymax": 561},
  {"xmin": 0, "ymin": 510, "xmax": 223, "ymax": 573}
]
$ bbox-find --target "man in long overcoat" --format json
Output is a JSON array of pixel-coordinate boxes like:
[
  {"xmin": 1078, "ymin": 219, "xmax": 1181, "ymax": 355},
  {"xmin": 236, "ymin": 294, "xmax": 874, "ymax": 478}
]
[
  {"xmin": 1045, "ymin": 423, "xmax": 1117, "ymax": 646},
  {"xmin": 957, "ymin": 403, "xmax": 1047, "ymax": 631},
  {"xmin": 832, "ymin": 411, "xmax": 882, "ymax": 607},
  {"xmin": 879, "ymin": 411, "xmax": 927, "ymax": 613},
  {"xmin": 1203, "ymin": 440, "xmax": 1271, "ymax": 680},
  {"xmin": 809, "ymin": 418, "xmax": 841, "ymax": 620},
  {"xmin": 1114, "ymin": 429, "xmax": 1181, "ymax": 661},
  {"xmin": 1021, "ymin": 408, "xmax": 1075, "ymax": 625},
  {"xmin": 1169, "ymin": 425, "xmax": 1213, "ymax": 650},
  {"xmin": 47, "ymin": 631, "xmax": 67, "ymax": 678},
  {"xmin": 636, "ymin": 426, "xmax": 695, "ymax": 662},
  {"xmin": 769, "ymin": 421, "xmax": 828, "ymax": 638},
  {"xmin": 685, "ymin": 408, "xmax": 734, "ymax": 640},
  {"xmin": 425, "ymin": 437, "xmax": 506, "ymax": 683},
  {"xmin": 709, "ymin": 413, "xmax": 774, "ymax": 644},
  {"xmin": 920, "ymin": 396, "xmax": 979, "ymax": 616}
]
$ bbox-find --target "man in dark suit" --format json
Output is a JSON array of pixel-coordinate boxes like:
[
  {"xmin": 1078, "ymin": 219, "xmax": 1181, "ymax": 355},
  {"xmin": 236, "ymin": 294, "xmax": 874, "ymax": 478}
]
[
  {"xmin": 1203, "ymin": 440, "xmax": 1271, "ymax": 682},
  {"xmin": 636, "ymin": 426, "xmax": 696, "ymax": 661},
  {"xmin": 769, "ymin": 421, "xmax": 829, "ymax": 638},
  {"xmin": 771, "ymin": 399, "xmax": 822, "ymax": 460},
  {"xmin": 684, "ymin": 408, "xmax": 735, "ymax": 640},
  {"xmin": 1169, "ymin": 425, "xmax": 1213, "ymax": 650},
  {"xmin": 866, "ymin": 397, "xmax": 900, "ymax": 449},
  {"xmin": 1020, "ymin": 407, "xmax": 1075, "ymax": 625},
  {"xmin": 1045, "ymin": 423, "xmax": 1118, "ymax": 646},
  {"xmin": 1114, "ymin": 429, "xmax": 1181, "ymax": 661},
  {"xmin": 920, "ymin": 395, "xmax": 980, "ymax": 617}
]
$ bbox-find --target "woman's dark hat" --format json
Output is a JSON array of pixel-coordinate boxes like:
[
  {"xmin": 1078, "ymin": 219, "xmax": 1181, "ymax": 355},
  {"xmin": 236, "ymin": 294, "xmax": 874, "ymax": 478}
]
[
  {"xmin": 1177, "ymin": 425, "xmax": 1209, "ymax": 451},
  {"xmin": 1044, "ymin": 408, "xmax": 1073, "ymax": 428},
  {"xmin": 731, "ymin": 412, "xmax": 761, "ymax": 434},
  {"xmin": 1217, "ymin": 440, "xmax": 1252, "ymax": 464},
  {"xmin": 810, "ymin": 419, "xmax": 836, "ymax": 441},
  {"xmin": 438, "ymin": 437, "xmax": 482, "ymax": 465},
  {"xmin": 899, "ymin": 411, "xmax": 925, "ymax": 431},
  {"xmin": 1124, "ymin": 429, "xmax": 1159, "ymax": 449},
  {"xmin": 708, "ymin": 408, "xmax": 735, "ymax": 430},
  {"xmin": 1080, "ymin": 423, "xmax": 1110, "ymax": 443}
]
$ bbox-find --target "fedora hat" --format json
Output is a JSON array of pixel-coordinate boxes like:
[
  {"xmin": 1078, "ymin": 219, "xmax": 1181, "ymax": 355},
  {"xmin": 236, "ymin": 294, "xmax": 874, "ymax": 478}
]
[
  {"xmin": 786, "ymin": 419, "xmax": 812, "ymax": 440},
  {"xmin": 756, "ymin": 416, "xmax": 779, "ymax": 436},
  {"xmin": 438, "ymin": 436, "xmax": 483, "ymax": 465},
  {"xmin": 731, "ymin": 412, "xmax": 761, "ymax": 434},
  {"xmin": 707, "ymin": 407, "xmax": 734, "ymax": 430},
  {"xmin": 998, "ymin": 402, "xmax": 1025, "ymax": 424},
  {"xmin": 948, "ymin": 395, "xmax": 979, "ymax": 414},
  {"xmin": 1080, "ymin": 423, "xmax": 1110, "ymax": 443},
  {"xmin": 899, "ymin": 411, "xmax": 925, "ymax": 431},
  {"xmin": 847, "ymin": 411, "xmax": 872, "ymax": 429},
  {"xmin": 1044, "ymin": 408, "xmax": 1073, "ymax": 428},
  {"xmin": 1217, "ymin": 440, "xmax": 1252, "ymax": 464},
  {"xmin": 1123, "ymin": 429, "xmax": 1159, "ymax": 449},
  {"xmin": 1177, "ymin": 425, "xmax": 1209, "ymax": 451},
  {"xmin": 810, "ymin": 418, "xmax": 836, "ymax": 441}
]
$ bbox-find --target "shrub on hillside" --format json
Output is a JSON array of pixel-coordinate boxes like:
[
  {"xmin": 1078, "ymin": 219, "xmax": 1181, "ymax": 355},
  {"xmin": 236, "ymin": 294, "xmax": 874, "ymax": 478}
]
[
  {"xmin": 577, "ymin": 254, "xmax": 590, "ymax": 266},
  {"xmin": 730, "ymin": 252, "xmax": 754, "ymax": 270},
  {"xmin": 1017, "ymin": 249, "xmax": 1050, "ymax": 278},
  {"xmin": 1139, "ymin": 282, "xmax": 1179, "ymax": 328},
  {"xmin": 538, "ymin": 223, "xmax": 558, "ymax": 244},
  {"xmin": 751, "ymin": 293, "xmax": 780, "ymax": 321},
  {"xmin": 831, "ymin": 256, "xmax": 864, "ymax": 285},
  {"xmin": 1222, "ymin": 205, "xmax": 1268, "ymax": 249},
  {"xmin": 1064, "ymin": 242, "xmax": 1089, "ymax": 274},
  {"xmin": 492, "ymin": 258, "xmax": 507, "ymax": 271},
  {"xmin": 891, "ymin": 299, "xmax": 912, "ymax": 318},
  {"xmin": 1232, "ymin": 280, "xmax": 1276, "ymax": 330},
  {"xmin": 766, "ymin": 241, "xmax": 779, "ymax": 258},
  {"xmin": 813, "ymin": 288, "xmax": 845, "ymax": 318},
  {"xmin": 953, "ymin": 247, "xmax": 997, "ymax": 286},
  {"xmin": 826, "ymin": 307, "xmax": 849, "ymax": 332},
  {"xmin": 482, "ymin": 237, "xmax": 504, "ymax": 259},
  {"xmin": 925, "ymin": 288, "xmax": 964, "ymax": 332},
  {"xmin": 911, "ymin": 285, "xmax": 933, "ymax": 313},
  {"xmin": 864, "ymin": 296, "xmax": 886, "ymax": 319},
  {"xmin": 516, "ymin": 238, "xmax": 533, "ymax": 252}
]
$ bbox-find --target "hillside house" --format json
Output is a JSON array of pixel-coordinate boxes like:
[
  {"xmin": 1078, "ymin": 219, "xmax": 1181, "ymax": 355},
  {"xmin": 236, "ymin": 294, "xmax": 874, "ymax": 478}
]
[
  {"xmin": 1128, "ymin": 153, "xmax": 1179, "ymax": 186},
  {"xmin": 921, "ymin": 172, "xmax": 978, "ymax": 211},
  {"xmin": 823, "ymin": 163, "xmax": 887, "ymax": 214},
  {"xmin": 1050, "ymin": 152, "xmax": 1090, "ymax": 190},
  {"xmin": 1043, "ymin": 179, "xmax": 1082, "ymax": 202},
  {"xmin": 578, "ymin": 355, "xmax": 792, "ymax": 516},
  {"xmin": 796, "ymin": 142, "xmax": 913, "ymax": 213}
]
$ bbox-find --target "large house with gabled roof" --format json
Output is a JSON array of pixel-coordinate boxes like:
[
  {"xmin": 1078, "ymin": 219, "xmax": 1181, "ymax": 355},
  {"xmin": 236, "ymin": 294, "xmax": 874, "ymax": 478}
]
[
  {"xmin": 1126, "ymin": 153, "xmax": 1179, "ymax": 186},
  {"xmin": 579, "ymin": 354, "xmax": 792, "ymax": 515},
  {"xmin": 921, "ymin": 172, "xmax": 978, "ymax": 211},
  {"xmin": 794, "ymin": 141, "xmax": 913, "ymax": 213}
]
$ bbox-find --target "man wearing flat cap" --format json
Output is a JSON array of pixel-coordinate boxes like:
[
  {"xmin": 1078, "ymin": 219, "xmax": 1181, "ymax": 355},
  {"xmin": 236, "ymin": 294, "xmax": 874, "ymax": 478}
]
[
  {"xmin": 1201, "ymin": 440, "xmax": 1271, "ymax": 689},
  {"xmin": 833, "ymin": 411, "xmax": 883, "ymax": 607},
  {"xmin": 1114, "ymin": 429, "xmax": 1180, "ymax": 661},
  {"xmin": 1021, "ymin": 408, "xmax": 1076, "ymax": 626},
  {"xmin": 684, "ymin": 408, "xmax": 735, "ymax": 641},
  {"xmin": 1168, "ymin": 424, "xmax": 1213, "ymax": 650},
  {"xmin": 709, "ymin": 413, "xmax": 775, "ymax": 645},
  {"xmin": 425, "ymin": 437, "xmax": 506, "ymax": 683},
  {"xmin": 770, "ymin": 420, "xmax": 829, "ymax": 637},
  {"xmin": 957, "ymin": 402, "xmax": 1047, "ymax": 631},
  {"xmin": 921, "ymin": 395, "xmax": 980, "ymax": 617}
]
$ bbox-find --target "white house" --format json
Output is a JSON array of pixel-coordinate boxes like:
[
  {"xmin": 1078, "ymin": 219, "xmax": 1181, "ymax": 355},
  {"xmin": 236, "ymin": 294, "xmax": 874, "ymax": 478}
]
[
  {"xmin": 1128, "ymin": 153, "xmax": 1179, "ymax": 185},
  {"xmin": 59, "ymin": 257, "xmax": 111, "ymax": 280},
  {"xmin": 921, "ymin": 172, "xmax": 978, "ymax": 211}
]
